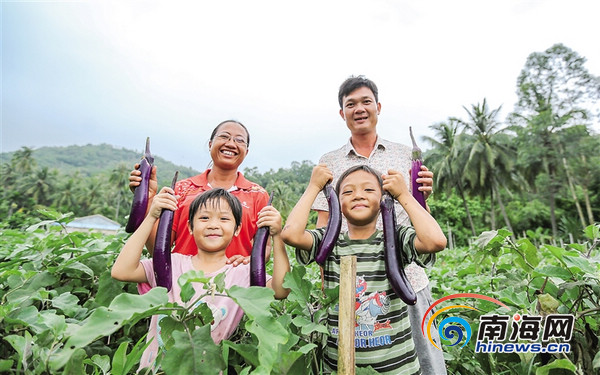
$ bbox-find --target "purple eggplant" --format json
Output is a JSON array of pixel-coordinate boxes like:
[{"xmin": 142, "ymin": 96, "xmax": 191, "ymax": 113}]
[
  {"xmin": 153, "ymin": 171, "xmax": 179, "ymax": 291},
  {"xmin": 250, "ymin": 192, "xmax": 275, "ymax": 287},
  {"xmin": 315, "ymin": 183, "xmax": 342, "ymax": 266},
  {"xmin": 380, "ymin": 193, "xmax": 417, "ymax": 305},
  {"xmin": 409, "ymin": 127, "xmax": 427, "ymax": 209},
  {"xmin": 125, "ymin": 137, "xmax": 155, "ymax": 233}
]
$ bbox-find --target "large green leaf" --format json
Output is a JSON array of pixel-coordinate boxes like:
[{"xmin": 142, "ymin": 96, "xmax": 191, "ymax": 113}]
[
  {"xmin": 49, "ymin": 288, "xmax": 168, "ymax": 371},
  {"xmin": 52, "ymin": 292, "xmax": 85, "ymax": 317},
  {"xmin": 562, "ymin": 255, "xmax": 598, "ymax": 276},
  {"xmin": 535, "ymin": 358, "xmax": 576, "ymax": 375},
  {"xmin": 228, "ymin": 285, "xmax": 275, "ymax": 321},
  {"xmin": 282, "ymin": 266, "xmax": 313, "ymax": 307},
  {"xmin": 532, "ymin": 265, "xmax": 572, "ymax": 280},
  {"xmin": 161, "ymin": 325, "xmax": 225, "ymax": 375}
]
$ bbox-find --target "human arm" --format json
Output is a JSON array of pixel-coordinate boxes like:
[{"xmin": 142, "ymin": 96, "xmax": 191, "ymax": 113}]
[
  {"xmin": 112, "ymin": 187, "xmax": 179, "ymax": 282},
  {"xmin": 281, "ymin": 164, "xmax": 333, "ymax": 250},
  {"xmin": 383, "ymin": 170, "xmax": 446, "ymax": 253},
  {"xmin": 257, "ymin": 206, "xmax": 290, "ymax": 299}
]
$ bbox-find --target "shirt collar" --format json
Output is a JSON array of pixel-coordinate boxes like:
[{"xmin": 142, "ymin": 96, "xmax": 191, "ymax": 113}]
[
  {"xmin": 343, "ymin": 135, "xmax": 388, "ymax": 156},
  {"xmin": 189, "ymin": 169, "xmax": 253, "ymax": 190}
]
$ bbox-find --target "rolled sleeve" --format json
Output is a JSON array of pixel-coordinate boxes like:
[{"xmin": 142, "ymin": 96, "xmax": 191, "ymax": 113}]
[{"xmin": 294, "ymin": 228, "xmax": 326, "ymax": 265}]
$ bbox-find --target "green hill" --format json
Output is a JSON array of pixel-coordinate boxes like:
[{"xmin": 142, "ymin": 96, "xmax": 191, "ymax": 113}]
[{"xmin": 1, "ymin": 144, "xmax": 200, "ymax": 186}]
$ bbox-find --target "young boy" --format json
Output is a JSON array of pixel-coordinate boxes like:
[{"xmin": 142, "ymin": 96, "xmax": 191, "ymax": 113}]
[
  {"xmin": 112, "ymin": 187, "xmax": 290, "ymax": 370},
  {"xmin": 281, "ymin": 164, "xmax": 446, "ymax": 375}
]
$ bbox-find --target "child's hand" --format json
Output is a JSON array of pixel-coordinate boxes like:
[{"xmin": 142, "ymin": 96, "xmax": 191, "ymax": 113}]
[
  {"xmin": 148, "ymin": 187, "xmax": 178, "ymax": 219},
  {"xmin": 382, "ymin": 170, "xmax": 409, "ymax": 200},
  {"xmin": 309, "ymin": 164, "xmax": 333, "ymax": 191},
  {"xmin": 257, "ymin": 205, "xmax": 283, "ymax": 236}
]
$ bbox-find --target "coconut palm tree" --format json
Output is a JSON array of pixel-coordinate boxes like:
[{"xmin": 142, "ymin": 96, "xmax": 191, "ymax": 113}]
[
  {"xmin": 455, "ymin": 99, "xmax": 517, "ymax": 233},
  {"xmin": 423, "ymin": 119, "xmax": 477, "ymax": 236}
]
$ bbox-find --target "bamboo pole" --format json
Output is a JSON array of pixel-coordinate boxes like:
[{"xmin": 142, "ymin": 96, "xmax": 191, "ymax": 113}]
[{"xmin": 338, "ymin": 255, "xmax": 357, "ymax": 375}]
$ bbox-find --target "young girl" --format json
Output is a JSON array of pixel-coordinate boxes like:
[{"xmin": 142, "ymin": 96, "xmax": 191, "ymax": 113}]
[
  {"xmin": 281, "ymin": 164, "xmax": 446, "ymax": 375},
  {"xmin": 112, "ymin": 188, "xmax": 290, "ymax": 370}
]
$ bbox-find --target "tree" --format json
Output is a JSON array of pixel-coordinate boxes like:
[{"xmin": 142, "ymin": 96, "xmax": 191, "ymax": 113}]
[
  {"xmin": 23, "ymin": 167, "xmax": 57, "ymax": 207},
  {"xmin": 455, "ymin": 99, "xmax": 517, "ymax": 233},
  {"xmin": 423, "ymin": 119, "xmax": 477, "ymax": 236},
  {"xmin": 510, "ymin": 43, "xmax": 600, "ymax": 237}
]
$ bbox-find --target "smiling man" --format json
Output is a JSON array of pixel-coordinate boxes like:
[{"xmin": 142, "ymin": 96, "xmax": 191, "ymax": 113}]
[{"xmin": 312, "ymin": 75, "xmax": 446, "ymax": 374}]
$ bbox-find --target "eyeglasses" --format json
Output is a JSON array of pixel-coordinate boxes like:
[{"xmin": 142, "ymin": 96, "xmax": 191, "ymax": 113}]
[{"xmin": 214, "ymin": 132, "xmax": 248, "ymax": 147}]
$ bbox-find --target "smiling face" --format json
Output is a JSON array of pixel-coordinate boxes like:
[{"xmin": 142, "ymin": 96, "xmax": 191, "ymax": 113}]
[
  {"xmin": 338, "ymin": 169, "xmax": 383, "ymax": 227},
  {"xmin": 339, "ymin": 86, "xmax": 381, "ymax": 137},
  {"xmin": 209, "ymin": 121, "xmax": 249, "ymax": 170},
  {"xmin": 189, "ymin": 197, "xmax": 241, "ymax": 253}
]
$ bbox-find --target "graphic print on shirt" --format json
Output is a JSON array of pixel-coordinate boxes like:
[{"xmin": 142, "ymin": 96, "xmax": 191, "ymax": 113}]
[{"xmin": 332, "ymin": 275, "xmax": 393, "ymax": 349}]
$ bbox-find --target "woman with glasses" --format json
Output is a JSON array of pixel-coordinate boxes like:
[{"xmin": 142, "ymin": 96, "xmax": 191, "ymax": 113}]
[{"xmin": 128, "ymin": 120, "xmax": 270, "ymax": 266}]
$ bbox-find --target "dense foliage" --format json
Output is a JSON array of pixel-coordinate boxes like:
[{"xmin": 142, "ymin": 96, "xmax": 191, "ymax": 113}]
[
  {"xmin": 0, "ymin": 145, "xmax": 198, "ymax": 228},
  {"xmin": 1, "ymin": 213, "xmax": 598, "ymax": 374}
]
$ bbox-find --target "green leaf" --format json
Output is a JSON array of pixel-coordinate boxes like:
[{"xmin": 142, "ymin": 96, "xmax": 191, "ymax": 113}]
[
  {"xmin": 228, "ymin": 285, "xmax": 275, "ymax": 321},
  {"xmin": 584, "ymin": 224, "xmax": 600, "ymax": 240},
  {"xmin": 497, "ymin": 288, "xmax": 529, "ymax": 309},
  {"xmin": 545, "ymin": 245, "xmax": 567, "ymax": 263},
  {"xmin": 0, "ymin": 360, "xmax": 14, "ymax": 372},
  {"xmin": 95, "ymin": 272, "xmax": 125, "ymax": 307},
  {"xmin": 111, "ymin": 335, "xmax": 152, "ymax": 375},
  {"xmin": 292, "ymin": 316, "xmax": 329, "ymax": 335},
  {"xmin": 245, "ymin": 316, "xmax": 289, "ymax": 371},
  {"xmin": 88, "ymin": 354, "xmax": 110, "ymax": 375},
  {"xmin": 532, "ymin": 265, "xmax": 572, "ymax": 280},
  {"xmin": 52, "ymin": 292, "xmax": 84, "ymax": 317},
  {"xmin": 161, "ymin": 325, "xmax": 225, "ymax": 375},
  {"xmin": 221, "ymin": 341, "xmax": 259, "ymax": 368},
  {"xmin": 516, "ymin": 238, "xmax": 540, "ymax": 269},
  {"xmin": 563, "ymin": 255, "xmax": 597, "ymax": 275},
  {"xmin": 60, "ymin": 261, "xmax": 95, "ymax": 278},
  {"xmin": 282, "ymin": 266, "xmax": 313, "ymax": 307},
  {"xmin": 535, "ymin": 358, "xmax": 576, "ymax": 375},
  {"xmin": 63, "ymin": 348, "xmax": 87, "ymax": 375},
  {"xmin": 593, "ymin": 349, "xmax": 600, "ymax": 369},
  {"xmin": 49, "ymin": 288, "xmax": 168, "ymax": 372},
  {"xmin": 3, "ymin": 332, "xmax": 33, "ymax": 367}
]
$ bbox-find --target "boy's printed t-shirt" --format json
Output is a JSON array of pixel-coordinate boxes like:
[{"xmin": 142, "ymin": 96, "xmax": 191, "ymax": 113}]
[
  {"xmin": 296, "ymin": 227, "xmax": 431, "ymax": 375},
  {"xmin": 137, "ymin": 253, "xmax": 269, "ymax": 370}
]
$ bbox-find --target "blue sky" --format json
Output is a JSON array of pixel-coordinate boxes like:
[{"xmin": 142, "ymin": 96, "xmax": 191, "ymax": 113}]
[{"xmin": 2, "ymin": 0, "xmax": 599, "ymax": 172}]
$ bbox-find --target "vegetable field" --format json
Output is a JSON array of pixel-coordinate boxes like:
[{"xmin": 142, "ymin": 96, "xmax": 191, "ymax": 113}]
[{"xmin": 0, "ymin": 210, "xmax": 598, "ymax": 374}]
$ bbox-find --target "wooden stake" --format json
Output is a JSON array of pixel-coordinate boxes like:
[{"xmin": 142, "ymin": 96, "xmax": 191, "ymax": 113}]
[{"xmin": 338, "ymin": 255, "xmax": 356, "ymax": 375}]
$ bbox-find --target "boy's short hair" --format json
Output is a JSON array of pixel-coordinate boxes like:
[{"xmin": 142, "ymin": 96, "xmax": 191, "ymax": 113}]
[
  {"xmin": 188, "ymin": 188, "xmax": 243, "ymax": 230},
  {"xmin": 338, "ymin": 75, "xmax": 379, "ymax": 108},
  {"xmin": 335, "ymin": 165, "xmax": 384, "ymax": 195}
]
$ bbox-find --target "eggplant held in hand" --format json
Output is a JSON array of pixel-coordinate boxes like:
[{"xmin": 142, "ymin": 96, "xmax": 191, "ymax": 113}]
[
  {"xmin": 380, "ymin": 193, "xmax": 417, "ymax": 305},
  {"xmin": 250, "ymin": 192, "xmax": 274, "ymax": 287},
  {"xmin": 409, "ymin": 127, "xmax": 427, "ymax": 210},
  {"xmin": 125, "ymin": 137, "xmax": 154, "ymax": 233},
  {"xmin": 153, "ymin": 171, "xmax": 178, "ymax": 291},
  {"xmin": 315, "ymin": 183, "xmax": 342, "ymax": 265}
]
